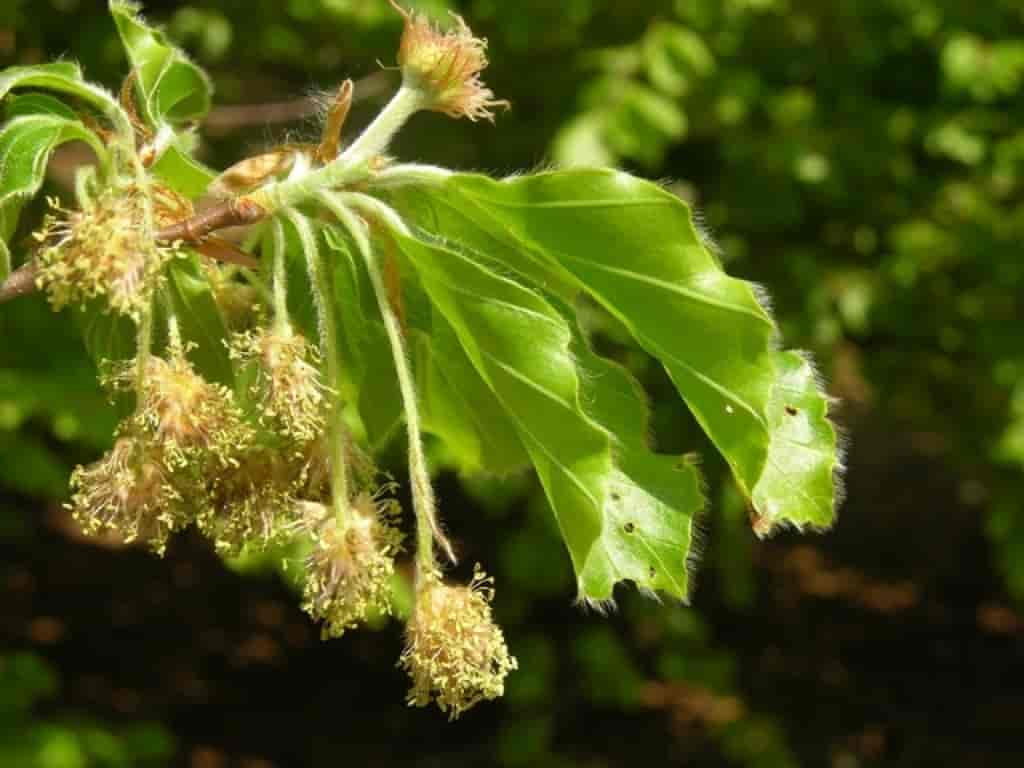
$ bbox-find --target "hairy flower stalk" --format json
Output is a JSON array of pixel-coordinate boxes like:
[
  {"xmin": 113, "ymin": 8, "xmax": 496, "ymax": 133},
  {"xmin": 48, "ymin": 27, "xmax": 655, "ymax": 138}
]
[
  {"xmin": 390, "ymin": 1, "xmax": 508, "ymax": 122},
  {"xmin": 399, "ymin": 566, "xmax": 517, "ymax": 720},
  {"xmin": 67, "ymin": 436, "xmax": 186, "ymax": 554},
  {"xmin": 299, "ymin": 490, "xmax": 404, "ymax": 638},
  {"xmin": 34, "ymin": 186, "xmax": 175, "ymax": 319},
  {"xmin": 321, "ymin": 197, "xmax": 455, "ymax": 568},
  {"xmin": 284, "ymin": 213, "xmax": 353, "ymax": 532},
  {"xmin": 227, "ymin": 218, "xmax": 328, "ymax": 442},
  {"xmin": 244, "ymin": 9, "xmax": 506, "ymax": 218}
]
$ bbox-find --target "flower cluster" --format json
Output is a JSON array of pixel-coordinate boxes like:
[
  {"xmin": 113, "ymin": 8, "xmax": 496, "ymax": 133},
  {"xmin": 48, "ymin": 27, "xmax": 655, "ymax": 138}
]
[
  {"xmin": 41, "ymin": 1, "xmax": 519, "ymax": 720},
  {"xmin": 229, "ymin": 326, "xmax": 327, "ymax": 443},
  {"xmin": 391, "ymin": 1, "xmax": 509, "ymax": 122},
  {"xmin": 106, "ymin": 348, "xmax": 252, "ymax": 470},
  {"xmin": 298, "ymin": 491, "xmax": 405, "ymax": 639},
  {"xmin": 35, "ymin": 186, "xmax": 175, "ymax": 320},
  {"xmin": 68, "ymin": 437, "xmax": 185, "ymax": 555},
  {"xmin": 198, "ymin": 446, "xmax": 298, "ymax": 555},
  {"xmin": 400, "ymin": 566, "xmax": 518, "ymax": 720}
]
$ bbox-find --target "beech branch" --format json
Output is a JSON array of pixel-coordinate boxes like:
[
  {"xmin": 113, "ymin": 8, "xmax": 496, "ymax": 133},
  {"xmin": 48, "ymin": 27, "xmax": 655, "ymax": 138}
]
[{"xmin": 0, "ymin": 197, "xmax": 266, "ymax": 304}]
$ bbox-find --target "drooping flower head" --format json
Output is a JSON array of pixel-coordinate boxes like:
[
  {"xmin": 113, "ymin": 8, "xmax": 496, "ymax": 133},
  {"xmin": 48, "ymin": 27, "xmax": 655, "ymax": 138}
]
[
  {"xmin": 198, "ymin": 446, "xmax": 299, "ymax": 556},
  {"xmin": 390, "ymin": 0, "xmax": 509, "ymax": 122},
  {"xmin": 106, "ymin": 348, "xmax": 252, "ymax": 469},
  {"xmin": 68, "ymin": 436, "xmax": 187, "ymax": 555},
  {"xmin": 34, "ymin": 186, "xmax": 175, "ymax": 320},
  {"xmin": 400, "ymin": 566, "xmax": 518, "ymax": 720},
  {"xmin": 228, "ymin": 325, "xmax": 327, "ymax": 443},
  {"xmin": 299, "ymin": 490, "xmax": 404, "ymax": 639}
]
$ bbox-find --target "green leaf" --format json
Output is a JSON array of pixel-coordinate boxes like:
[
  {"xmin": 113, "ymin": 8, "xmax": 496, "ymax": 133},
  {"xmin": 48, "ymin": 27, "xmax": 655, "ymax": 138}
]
[
  {"xmin": 0, "ymin": 114, "xmax": 107, "ymax": 278},
  {"xmin": 391, "ymin": 230, "xmax": 701, "ymax": 600},
  {"xmin": 74, "ymin": 301, "xmax": 136, "ymax": 369},
  {"xmin": 110, "ymin": 0, "xmax": 213, "ymax": 127},
  {"xmin": 163, "ymin": 253, "xmax": 233, "ymax": 385},
  {"xmin": 385, "ymin": 169, "xmax": 841, "ymax": 535},
  {"xmin": 148, "ymin": 142, "xmax": 215, "ymax": 199},
  {"xmin": 0, "ymin": 62, "xmax": 123, "ymax": 121},
  {"xmin": 413, "ymin": 316, "xmax": 529, "ymax": 474},
  {"xmin": 3, "ymin": 93, "xmax": 77, "ymax": 120},
  {"xmin": 561, "ymin": 300, "xmax": 705, "ymax": 598}
]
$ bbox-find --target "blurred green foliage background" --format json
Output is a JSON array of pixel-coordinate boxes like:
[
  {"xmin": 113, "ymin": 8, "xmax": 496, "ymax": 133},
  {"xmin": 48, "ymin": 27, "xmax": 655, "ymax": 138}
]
[{"xmin": 1, "ymin": 0, "xmax": 1023, "ymax": 766}]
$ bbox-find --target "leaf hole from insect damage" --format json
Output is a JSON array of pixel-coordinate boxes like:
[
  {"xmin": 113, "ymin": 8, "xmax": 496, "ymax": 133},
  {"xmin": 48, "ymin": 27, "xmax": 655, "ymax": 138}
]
[
  {"xmin": 785, "ymin": 405, "xmax": 798, "ymax": 416},
  {"xmin": 623, "ymin": 522, "xmax": 635, "ymax": 534}
]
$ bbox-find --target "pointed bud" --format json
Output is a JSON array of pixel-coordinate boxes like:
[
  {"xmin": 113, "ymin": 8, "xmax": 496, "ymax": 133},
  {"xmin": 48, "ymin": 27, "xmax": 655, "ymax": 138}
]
[
  {"xmin": 399, "ymin": 566, "xmax": 517, "ymax": 719},
  {"xmin": 390, "ymin": 1, "xmax": 509, "ymax": 122},
  {"xmin": 300, "ymin": 491, "xmax": 404, "ymax": 639},
  {"xmin": 68, "ymin": 436, "xmax": 186, "ymax": 555}
]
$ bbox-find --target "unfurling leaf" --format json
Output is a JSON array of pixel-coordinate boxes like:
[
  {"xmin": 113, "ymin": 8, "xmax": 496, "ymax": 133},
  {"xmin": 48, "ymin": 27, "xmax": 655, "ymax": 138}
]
[{"xmin": 110, "ymin": 0, "xmax": 213, "ymax": 128}]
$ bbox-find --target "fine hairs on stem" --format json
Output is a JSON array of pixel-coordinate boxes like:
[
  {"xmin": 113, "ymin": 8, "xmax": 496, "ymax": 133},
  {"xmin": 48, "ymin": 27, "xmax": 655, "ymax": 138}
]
[
  {"xmin": 283, "ymin": 211, "xmax": 350, "ymax": 529},
  {"xmin": 320, "ymin": 193, "xmax": 455, "ymax": 572},
  {"xmin": 133, "ymin": 305, "xmax": 154, "ymax": 416},
  {"xmin": 270, "ymin": 216, "xmax": 291, "ymax": 331}
]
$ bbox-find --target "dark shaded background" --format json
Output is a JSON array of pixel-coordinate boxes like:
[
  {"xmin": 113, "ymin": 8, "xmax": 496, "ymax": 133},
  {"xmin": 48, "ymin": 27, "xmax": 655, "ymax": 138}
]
[{"xmin": 2, "ymin": 1, "xmax": 1023, "ymax": 766}]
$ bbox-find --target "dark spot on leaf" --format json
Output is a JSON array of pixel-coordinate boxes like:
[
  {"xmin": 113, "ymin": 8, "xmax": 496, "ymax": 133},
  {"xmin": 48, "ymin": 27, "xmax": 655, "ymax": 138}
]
[
  {"xmin": 610, "ymin": 491, "xmax": 621, "ymax": 502},
  {"xmin": 623, "ymin": 522, "xmax": 635, "ymax": 534},
  {"xmin": 648, "ymin": 566, "xmax": 657, "ymax": 579},
  {"xmin": 785, "ymin": 405, "xmax": 798, "ymax": 415}
]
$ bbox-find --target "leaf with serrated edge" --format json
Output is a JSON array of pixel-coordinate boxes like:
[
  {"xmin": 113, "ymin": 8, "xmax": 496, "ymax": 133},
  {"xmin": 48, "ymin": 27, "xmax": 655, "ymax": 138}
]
[
  {"xmin": 385, "ymin": 169, "xmax": 841, "ymax": 536},
  {"xmin": 392, "ymin": 230, "xmax": 699, "ymax": 601}
]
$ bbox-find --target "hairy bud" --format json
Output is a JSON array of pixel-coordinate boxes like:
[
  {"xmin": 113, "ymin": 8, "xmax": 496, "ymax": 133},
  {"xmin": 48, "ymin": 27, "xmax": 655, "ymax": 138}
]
[
  {"xmin": 107, "ymin": 349, "xmax": 251, "ymax": 469},
  {"xmin": 400, "ymin": 566, "xmax": 517, "ymax": 719},
  {"xmin": 300, "ymin": 491, "xmax": 404, "ymax": 639},
  {"xmin": 390, "ymin": 1, "xmax": 509, "ymax": 122},
  {"xmin": 34, "ymin": 188, "xmax": 175, "ymax": 320},
  {"xmin": 68, "ymin": 437, "xmax": 186, "ymax": 555},
  {"xmin": 229, "ymin": 326, "xmax": 327, "ymax": 442}
]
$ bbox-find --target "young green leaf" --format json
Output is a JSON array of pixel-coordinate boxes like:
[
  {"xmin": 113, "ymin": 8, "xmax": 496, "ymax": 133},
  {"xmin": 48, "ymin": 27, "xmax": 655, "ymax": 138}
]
[
  {"xmin": 3, "ymin": 93, "xmax": 77, "ymax": 120},
  {"xmin": 148, "ymin": 143, "xmax": 215, "ymax": 199},
  {"xmin": 163, "ymin": 253, "xmax": 233, "ymax": 386},
  {"xmin": 383, "ymin": 169, "xmax": 842, "ymax": 536},
  {"xmin": 390, "ymin": 229, "xmax": 701, "ymax": 601},
  {"xmin": 110, "ymin": 1, "xmax": 213, "ymax": 128},
  {"xmin": 0, "ymin": 62, "xmax": 126, "ymax": 130},
  {"xmin": 0, "ymin": 114, "xmax": 107, "ymax": 278},
  {"xmin": 412, "ymin": 315, "xmax": 530, "ymax": 474},
  {"xmin": 75, "ymin": 301, "xmax": 137, "ymax": 369},
  {"xmin": 322, "ymin": 222, "xmax": 404, "ymax": 446}
]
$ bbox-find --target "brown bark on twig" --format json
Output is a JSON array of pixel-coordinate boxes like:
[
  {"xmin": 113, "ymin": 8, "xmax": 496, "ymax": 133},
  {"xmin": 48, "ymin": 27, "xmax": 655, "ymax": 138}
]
[
  {"xmin": 0, "ymin": 262, "xmax": 40, "ymax": 303},
  {"xmin": 155, "ymin": 198, "xmax": 266, "ymax": 243}
]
